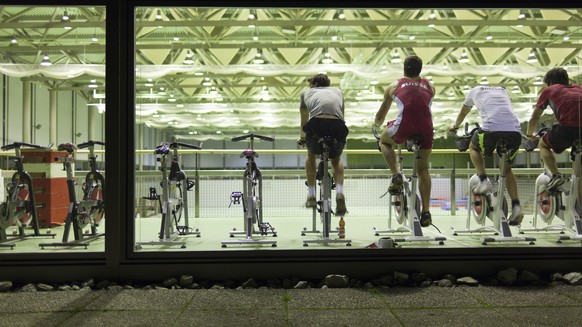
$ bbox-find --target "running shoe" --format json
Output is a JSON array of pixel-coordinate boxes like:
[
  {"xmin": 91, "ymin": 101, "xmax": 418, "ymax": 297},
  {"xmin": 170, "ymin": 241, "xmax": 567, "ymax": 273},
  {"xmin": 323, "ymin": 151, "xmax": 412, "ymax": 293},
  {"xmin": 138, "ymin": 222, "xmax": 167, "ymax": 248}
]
[
  {"xmin": 547, "ymin": 173, "xmax": 565, "ymax": 190},
  {"xmin": 305, "ymin": 196, "xmax": 316, "ymax": 208},
  {"xmin": 420, "ymin": 211, "xmax": 432, "ymax": 227},
  {"xmin": 473, "ymin": 178, "xmax": 492, "ymax": 195},
  {"xmin": 509, "ymin": 204, "xmax": 524, "ymax": 226},
  {"xmin": 335, "ymin": 193, "xmax": 347, "ymax": 216},
  {"xmin": 388, "ymin": 173, "xmax": 404, "ymax": 195}
]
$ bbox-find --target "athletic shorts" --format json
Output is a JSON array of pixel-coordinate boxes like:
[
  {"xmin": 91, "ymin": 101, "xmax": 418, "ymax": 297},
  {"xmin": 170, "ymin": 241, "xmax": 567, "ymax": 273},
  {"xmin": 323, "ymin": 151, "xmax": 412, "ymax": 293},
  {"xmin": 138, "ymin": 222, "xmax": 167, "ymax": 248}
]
[
  {"xmin": 386, "ymin": 120, "xmax": 434, "ymax": 149},
  {"xmin": 543, "ymin": 124, "xmax": 582, "ymax": 154},
  {"xmin": 303, "ymin": 118, "xmax": 349, "ymax": 159},
  {"xmin": 471, "ymin": 130, "xmax": 521, "ymax": 162}
]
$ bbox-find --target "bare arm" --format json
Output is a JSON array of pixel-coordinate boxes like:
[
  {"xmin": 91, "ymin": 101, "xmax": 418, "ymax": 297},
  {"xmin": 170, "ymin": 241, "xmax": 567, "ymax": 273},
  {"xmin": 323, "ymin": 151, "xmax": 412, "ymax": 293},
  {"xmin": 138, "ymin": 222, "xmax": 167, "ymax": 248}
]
[
  {"xmin": 527, "ymin": 106, "xmax": 544, "ymax": 137},
  {"xmin": 374, "ymin": 81, "xmax": 397, "ymax": 126},
  {"xmin": 452, "ymin": 105, "xmax": 472, "ymax": 130},
  {"xmin": 299, "ymin": 105, "xmax": 308, "ymax": 139}
]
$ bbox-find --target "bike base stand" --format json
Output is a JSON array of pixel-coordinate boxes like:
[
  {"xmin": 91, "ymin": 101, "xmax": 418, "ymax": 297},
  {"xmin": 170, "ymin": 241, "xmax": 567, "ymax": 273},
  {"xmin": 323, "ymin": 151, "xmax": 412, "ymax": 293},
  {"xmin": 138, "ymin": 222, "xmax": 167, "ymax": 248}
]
[
  {"xmin": 39, "ymin": 232, "xmax": 104, "ymax": 249},
  {"xmin": 302, "ymin": 238, "xmax": 352, "ymax": 247},
  {"xmin": 135, "ymin": 238, "xmax": 187, "ymax": 250},
  {"xmin": 221, "ymin": 238, "xmax": 277, "ymax": 248}
]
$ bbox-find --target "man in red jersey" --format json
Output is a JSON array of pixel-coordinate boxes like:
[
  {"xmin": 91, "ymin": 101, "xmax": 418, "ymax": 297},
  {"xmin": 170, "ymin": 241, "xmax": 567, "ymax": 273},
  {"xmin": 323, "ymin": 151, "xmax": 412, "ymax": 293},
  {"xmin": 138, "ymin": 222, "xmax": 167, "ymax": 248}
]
[
  {"xmin": 527, "ymin": 67, "xmax": 582, "ymax": 194},
  {"xmin": 373, "ymin": 55, "xmax": 435, "ymax": 227}
]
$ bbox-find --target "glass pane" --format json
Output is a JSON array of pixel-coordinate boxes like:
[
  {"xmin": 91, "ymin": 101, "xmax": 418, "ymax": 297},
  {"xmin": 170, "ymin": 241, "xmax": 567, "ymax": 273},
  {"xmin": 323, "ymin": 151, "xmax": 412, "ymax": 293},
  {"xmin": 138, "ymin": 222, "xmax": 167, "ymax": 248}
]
[
  {"xmin": 133, "ymin": 7, "xmax": 581, "ymax": 251},
  {"xmin": 0, "ymin": 6, "xmax": 106, "ymax": 252}
]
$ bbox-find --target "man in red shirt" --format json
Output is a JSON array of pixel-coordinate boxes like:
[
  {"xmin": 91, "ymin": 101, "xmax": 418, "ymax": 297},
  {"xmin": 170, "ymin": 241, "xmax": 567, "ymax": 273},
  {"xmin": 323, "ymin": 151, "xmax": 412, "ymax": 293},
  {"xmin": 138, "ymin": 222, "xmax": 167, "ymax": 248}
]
[
  {"xmin": 373, "ymin": 55, "xmax": 435, "ymax": 227},
  {"xmin": 527, "ymin": 67, "xmax": 582, "ymax": 191}
]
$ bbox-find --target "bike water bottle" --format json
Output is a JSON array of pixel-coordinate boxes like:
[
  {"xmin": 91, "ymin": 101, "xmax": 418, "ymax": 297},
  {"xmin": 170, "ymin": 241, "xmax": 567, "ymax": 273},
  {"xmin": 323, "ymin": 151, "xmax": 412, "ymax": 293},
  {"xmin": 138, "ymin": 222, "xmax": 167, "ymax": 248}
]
[{"xmin": 339, "ymin": 217, "xmax": 345, "ymax": 239}]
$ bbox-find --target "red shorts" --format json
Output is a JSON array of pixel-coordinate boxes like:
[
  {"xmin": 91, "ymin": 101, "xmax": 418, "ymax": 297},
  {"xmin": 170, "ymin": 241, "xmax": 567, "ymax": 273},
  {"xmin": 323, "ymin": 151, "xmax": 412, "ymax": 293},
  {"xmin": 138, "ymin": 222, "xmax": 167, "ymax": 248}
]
[{"xmin": 386, "ymin": 120, "xmax": 434, "ymax": 149}]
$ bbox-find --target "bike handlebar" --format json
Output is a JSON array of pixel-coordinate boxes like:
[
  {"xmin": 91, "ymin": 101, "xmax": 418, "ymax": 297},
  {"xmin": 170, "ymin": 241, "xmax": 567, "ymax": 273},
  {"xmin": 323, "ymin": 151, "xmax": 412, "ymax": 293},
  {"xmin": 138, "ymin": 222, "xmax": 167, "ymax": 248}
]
[
  {"xmin": 78, "ymin": 140, "xmax": 106, "ymax": 149},
  {"xmin": 169, "ymin": 141, "xmax": 202, "ymax": 150},
  {"xmin": 1, "ymin": 142, "xmax": 51, "ymax": 151},
  {"xmin": 232, "ymin": 133, "xmax": 274, "ymax": 143}
]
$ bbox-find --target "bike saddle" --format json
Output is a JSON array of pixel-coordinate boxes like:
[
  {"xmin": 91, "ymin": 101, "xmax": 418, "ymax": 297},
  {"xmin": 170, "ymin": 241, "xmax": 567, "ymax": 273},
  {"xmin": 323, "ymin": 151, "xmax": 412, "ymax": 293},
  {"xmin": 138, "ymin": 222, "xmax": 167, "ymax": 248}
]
[
  {"xmin": 495, "ymin": 139, "xmax": 512, "ymax": 155},
  {"xmin": 240, "ymin": 149, "xmax": 257, "ymax": 158},
  {"xmin": 154, "ymin": 143, "xmax": 170, "ymax": 155},
  {"xmin": 318, "ymin": 135, "xmax": 337, "ymax": 146},
  {"xmin": 406, "ymin": 136, "xmax": 422, "ymax": 152},
  {"xmin": 57, "ymin": 143, "xmax": 77, "ymax": 153}
]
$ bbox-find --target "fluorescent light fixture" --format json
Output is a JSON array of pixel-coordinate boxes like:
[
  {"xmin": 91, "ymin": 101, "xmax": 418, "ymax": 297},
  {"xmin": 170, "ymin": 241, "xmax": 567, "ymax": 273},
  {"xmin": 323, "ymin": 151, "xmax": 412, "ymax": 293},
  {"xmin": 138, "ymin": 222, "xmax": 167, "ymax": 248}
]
[
  {"xmin": 390, "ymin": 51, "xmax": 401, "ymax": 63},
  {"xmin": 533, "ymin": 76, "xmax": 543, "ymax": 85},
  {"xmin": 527, "ymin": 50, "xmax": 537, "ymax": 63},
  {"xmin": 88, "ymin": 79, "xmax": 98, "ymax": 88},
  {"xmin": 512, "ymin": 86, "xmax": 520, "ymax": 94},
  {"xmin": 459, "ymin": 51, "xmax": 470, "ymax": 63},
  {"xmin": 40, "ymin": 54, "xmax": 52, "ymax": 66},
  {"xmin": 479, "ymin": 76, "xmax": 489, "ymax": 85},
  {"xmin": 10, "ymin": 37, "xmax": 17, "ymax": 44}
]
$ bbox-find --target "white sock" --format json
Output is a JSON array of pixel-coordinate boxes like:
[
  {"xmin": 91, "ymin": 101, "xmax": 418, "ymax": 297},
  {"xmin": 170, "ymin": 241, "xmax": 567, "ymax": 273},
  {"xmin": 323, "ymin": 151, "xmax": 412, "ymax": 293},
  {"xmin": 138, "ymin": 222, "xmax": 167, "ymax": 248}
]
[
  {"xmin": 336, "ymin": 184, "xmax": 343, "ymax": 194},
  {"xmin": 308, "ymin": 186, "xmax": 315, "ymax": 197}
]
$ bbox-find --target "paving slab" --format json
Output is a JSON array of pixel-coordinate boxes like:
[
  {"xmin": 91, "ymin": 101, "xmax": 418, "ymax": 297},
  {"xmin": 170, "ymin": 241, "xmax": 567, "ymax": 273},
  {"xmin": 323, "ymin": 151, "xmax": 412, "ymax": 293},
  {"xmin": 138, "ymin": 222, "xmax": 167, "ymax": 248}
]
[
  {"xmin": 58, "ymin": 310, "xmax": 182, "ymax": 327},
  {"xmin": 1, "ymin": 312, "xmax": 71, "ymax": 327},
  {"xmin": 175, "ymin": 309, "xmax": 287, "ymax": 327},
  {"xmin": 0, "ymin": 290, "xmax": 99, "ymax": 313},
  {"xmin": 285, "ymin": 289, "xmax": 386, "ymax": 309},
  {"xmin": 85, "ymin": 289, "xmax": 195, "ymax": 311},
  {"xmin": 392, "ymin": 307, "xmax": 520, "ymax": 327},
  {"xmin": 287, "ymin": 308, "xmax": 400, "ymax": 326},
  {"xmin": 377, "ymin": 286, "xmax": 484, "ymax": 308},
  {"xmin": 188, "ymin": 289, "xmax": 285, "ymax": 310},
  {"xmin": 463, "ymin": 286, "xmax": 572, "ymax": 307}
]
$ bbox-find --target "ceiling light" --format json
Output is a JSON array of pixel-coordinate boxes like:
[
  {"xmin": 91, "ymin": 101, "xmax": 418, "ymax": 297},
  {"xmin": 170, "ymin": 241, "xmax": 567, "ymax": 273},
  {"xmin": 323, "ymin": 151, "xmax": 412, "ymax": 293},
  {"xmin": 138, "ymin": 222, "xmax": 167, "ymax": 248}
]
[
  {"xmin": 512, "ymin": 86, "xmax": 520, "ymax": 94},
  {"xmin": 282, "ymin": 28, "xmax": 296, "ymax": 35},
  {"xmin": 321, "ymin": 49, "xmax": 333, "ymax": 64},
  {"xmin": 427, "ymin": 12, "xmax": 436, "ymax": 27},
  {"xmin": 390, "ymin": 51, "xmax": 401, "ymax": 63},
  {"xmin": 409, "ymin": 35, "xmax": 415, "ymax": 40},
  {"xmin": 10, "ymin": 37, "xmax": 17, "ymax": 44},
  {"xmin": 202, "ymin": 81, "xmax": 212, "ymax": 87},
  {"xmin": 462, "ymin": 85, "xmax": 471, "ymax": 93},
  {"xmin": 486, "ymin": 35, "xmax": 493, "ymax": 40},
  {"xmin": 459, "ymin": 51, "xmax": 470, "ymax": 63},
  {"xmin": 527, "ymin": 50, "xmax": 537, "ymax": 63},
  {"xmin": 88, "ymin": 79, "xmax": 98, "ymax": 88},
  {"xmin": 183, "ymin": 50, "xmax": 194, "ymax": 64},
  {"xmin": 253, "ymin": 36, "xmax": 259, "ymax": 41},
  {"xmin": 248, "ymin": 12, "xmax": 255, "ymax": 20},
  {"xmin": 155, "ymin": 10, "xmax": 162, "ymax": 20},
  {"xmin": 91, "ymin": 35, "xmax": 98, "ymax": 42},
  {"xmin": 40, "ymin": 54, "xmax": 52, "ymax": 66},
  {"xmin": 252, "ymin": 49, "xmax": 264, "ymax": 64},
  {"xmin": 533, "ymin": 76, "xmax": 543, "ymax": 85},
  {"xmin": 370, "ymin": 80, "xmax": 380, "ymax": 85},
  {"xmin": 564, "ymin": 36, "xmax": 570, "ymax": 41},
  {"xmin": 479, "ymin": 76, "xmax": 489, "ymax": 85},
  {"xmin": 337, "ymin": 10, "xmax": 345, "ymax": 20},
  {"xmin": 62, "ymin": 11, "xmax": 69, "ymax": 21},
  {"xmin": 331, "ymin": 35, "xmax": 338, "ymax": 41}
]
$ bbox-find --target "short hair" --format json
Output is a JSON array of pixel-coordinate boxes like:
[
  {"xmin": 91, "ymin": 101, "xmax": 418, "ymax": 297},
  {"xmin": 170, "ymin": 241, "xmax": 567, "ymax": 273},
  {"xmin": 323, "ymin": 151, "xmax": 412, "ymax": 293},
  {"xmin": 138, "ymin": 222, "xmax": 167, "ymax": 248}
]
[
  {"xmin": 543, "ymin": 68, "xmax": 570, "ymax": 86},
  {"xmin": 308, "ymin": 74, "xmax": 331, "ymax": 87},
  {"xmin": 403, "ymin": 55, "xmax": 423, "ymax": 78}
]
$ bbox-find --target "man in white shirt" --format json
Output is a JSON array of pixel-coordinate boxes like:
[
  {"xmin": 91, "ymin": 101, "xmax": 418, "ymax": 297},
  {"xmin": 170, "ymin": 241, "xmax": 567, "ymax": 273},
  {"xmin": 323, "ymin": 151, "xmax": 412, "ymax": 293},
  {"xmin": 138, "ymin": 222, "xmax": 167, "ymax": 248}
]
[{"xmin": 449, "ymin": 85, "xmax": 524, "ymax": 226}]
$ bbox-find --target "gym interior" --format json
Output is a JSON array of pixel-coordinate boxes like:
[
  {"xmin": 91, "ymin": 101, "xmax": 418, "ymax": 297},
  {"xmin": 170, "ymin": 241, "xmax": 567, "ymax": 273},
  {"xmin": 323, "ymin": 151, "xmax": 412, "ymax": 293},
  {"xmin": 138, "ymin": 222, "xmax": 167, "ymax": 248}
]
[{"xmin": 1, "ymin": 3, "xmax": 582, "ymax": 282}]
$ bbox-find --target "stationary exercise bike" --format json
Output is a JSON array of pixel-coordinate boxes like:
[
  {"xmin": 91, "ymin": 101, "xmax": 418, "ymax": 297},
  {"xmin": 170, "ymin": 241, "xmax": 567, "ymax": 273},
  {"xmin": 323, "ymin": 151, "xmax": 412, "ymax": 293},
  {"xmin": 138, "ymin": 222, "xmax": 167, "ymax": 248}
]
[
  {"xmin": 301, "ymin": 135, "xmax": 351, "ymax": 247},
  {"xmin": 222, "ymin": 133, "xmax": 277, "ymax": 248},
  {"xmin": 451, "ymin": 123, "xmax": 535, "ymax": 245},
  {"xmin": 0, "ymin": 142, "xmax": 56, "ymax": 249},
  {"xmin": 520, "ymin": 127, "xmax": 582, "ymax": 243},
  {"xmin": 371, "ymin": 127, "xmax": 446, "ymax": 245},
  {"xmin": 135, "ymin": 141, "xmax": 201, "ymax": 250},
  {"xmin": 39, "ymin": 141, "xmax": 105, "ymax": 249}
]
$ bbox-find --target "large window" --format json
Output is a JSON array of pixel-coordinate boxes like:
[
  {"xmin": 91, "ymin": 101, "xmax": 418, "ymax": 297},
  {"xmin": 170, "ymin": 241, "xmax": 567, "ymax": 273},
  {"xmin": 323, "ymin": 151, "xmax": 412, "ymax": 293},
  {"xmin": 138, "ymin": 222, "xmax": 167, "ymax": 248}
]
[
  {"xmin": 133, "ymin": 7, "xmax": 581, "ymax": 252},
  {"xmin": 0, "ymin": 6, "xmax": 106, "ymax": 253}
]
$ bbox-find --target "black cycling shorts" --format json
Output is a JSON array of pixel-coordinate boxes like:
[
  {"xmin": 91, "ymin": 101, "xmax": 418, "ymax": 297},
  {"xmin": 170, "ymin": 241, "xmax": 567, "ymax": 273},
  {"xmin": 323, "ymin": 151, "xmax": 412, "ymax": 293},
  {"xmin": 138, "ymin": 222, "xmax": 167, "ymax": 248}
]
[
  {"xmin": 471, "ymin": 130, "xmax": 522, "ymax": 162},
  {"xmin": 543, "ymin": 124, "xmax": 582, "ymax": 154},
  {"xmin": 303, "ymin": 118, "xmax": 349, "ymax": 159}
]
